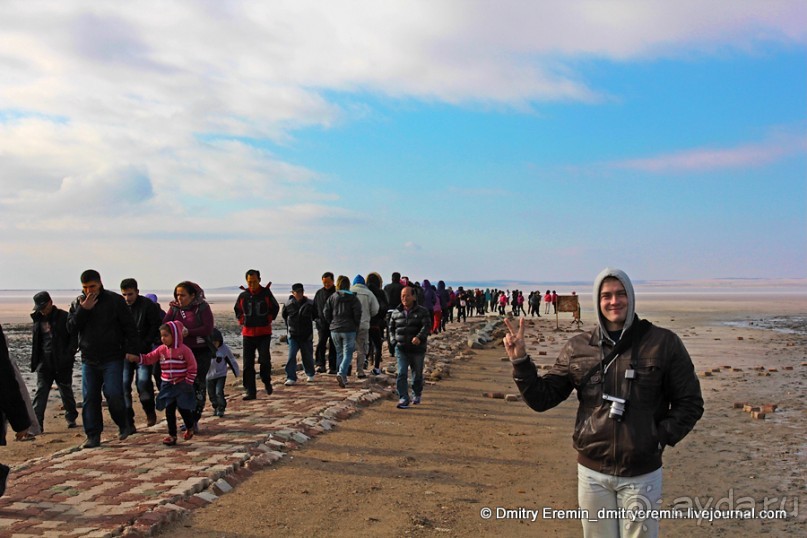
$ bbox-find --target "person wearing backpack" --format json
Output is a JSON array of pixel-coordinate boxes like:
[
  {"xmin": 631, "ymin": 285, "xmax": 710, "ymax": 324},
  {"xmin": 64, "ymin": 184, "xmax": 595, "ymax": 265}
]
[{"xmin": 234, "ymin": 270, "xmax": 279, "ymax": 400}]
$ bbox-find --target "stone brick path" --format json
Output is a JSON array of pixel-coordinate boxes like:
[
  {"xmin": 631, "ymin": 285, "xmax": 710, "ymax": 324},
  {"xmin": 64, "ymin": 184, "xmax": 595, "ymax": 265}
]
[{"xmin": 0, "ymin": 379, "xmax": 386, "ymax": 537}]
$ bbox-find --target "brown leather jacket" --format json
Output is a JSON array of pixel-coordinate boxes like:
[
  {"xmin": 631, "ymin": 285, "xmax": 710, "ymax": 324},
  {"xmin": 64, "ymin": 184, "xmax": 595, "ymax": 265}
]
[{"xmin": 513, "ymin": 322, "xmax": 703, "ymax": 477}]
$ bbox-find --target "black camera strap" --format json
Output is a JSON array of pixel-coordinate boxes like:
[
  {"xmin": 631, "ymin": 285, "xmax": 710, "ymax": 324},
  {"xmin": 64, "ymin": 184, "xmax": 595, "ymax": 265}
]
[{"xmin": 577, "ymin": 317, "xmax": 651, "ymax": 390}]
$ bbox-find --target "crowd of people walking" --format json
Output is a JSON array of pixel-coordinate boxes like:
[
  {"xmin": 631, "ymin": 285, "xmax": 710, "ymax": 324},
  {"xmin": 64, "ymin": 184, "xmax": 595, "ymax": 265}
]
[{"xmin": 1, "ymin": 268, "xmax": 569, "ymax": 496}]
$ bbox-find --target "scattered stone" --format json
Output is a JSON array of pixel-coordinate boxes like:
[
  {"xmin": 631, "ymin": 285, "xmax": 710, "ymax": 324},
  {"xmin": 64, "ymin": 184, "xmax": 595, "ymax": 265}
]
[
  {"xmin": 504, "ymin": 394, "xmax": 520, "ymax": 402},
  {"xmin": 701, "ymin": 371, "xmax": 712, "ymax": 377},
  {"xmin": 761, "ymin": 404, "xmax": 778, "ymax": 413},
  {"xmin": 751, "ymin": 411, "xmax": 766, "ymax": 420},
  {"xmin": 732, "ymin": 402, "xmax": 745, "ymax": 409},
  {"xmin": 743, "ymin": 404, "xmax": 760, "ymax": 413},
  {"xmin": 737, "ymin": 337, "xmax": 744, "ymax": 341},
  {"xmin": 482, "ymin": 392, "xmax": 506, "ymax": 399}
]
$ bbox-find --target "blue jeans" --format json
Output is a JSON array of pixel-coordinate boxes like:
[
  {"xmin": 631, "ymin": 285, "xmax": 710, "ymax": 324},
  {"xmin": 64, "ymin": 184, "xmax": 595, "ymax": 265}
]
[
  {"xmin": 207, "ymin": 377, "xmax": 227, "ymax": 412},
  {"xmin": 123, "ymin": 361, "xmax": 156, "ymax": 420},
  {"xmin": 332, "ymin": 331, "xmax": 357, "ymax": 377},
  {"xmin": 395, "ymin": 348, "xmax": 425, "ymax": 403},
  {"xmin": 81, "ymin": 360, "xmax": 127, "ymax": 437},
  {"xmin": 577, "ymin": 464, "xmax": 662, "ymax": 538},
  {"xmin": 286, "ymin": 336, "xmax": 315, "ymax": 381}
]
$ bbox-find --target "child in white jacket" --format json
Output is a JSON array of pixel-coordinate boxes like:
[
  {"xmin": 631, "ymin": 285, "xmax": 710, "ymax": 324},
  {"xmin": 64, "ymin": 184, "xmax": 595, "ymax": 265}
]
[{"xmin": 206, "ymin": 328, "xmax": 240, "ymax": 418}]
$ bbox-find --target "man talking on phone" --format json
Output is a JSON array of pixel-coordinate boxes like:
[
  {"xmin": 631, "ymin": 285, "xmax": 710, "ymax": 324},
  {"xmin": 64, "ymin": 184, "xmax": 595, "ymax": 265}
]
[{"xmin": 67, "ymin": 269, "xmax": 139, "ymax": 448}]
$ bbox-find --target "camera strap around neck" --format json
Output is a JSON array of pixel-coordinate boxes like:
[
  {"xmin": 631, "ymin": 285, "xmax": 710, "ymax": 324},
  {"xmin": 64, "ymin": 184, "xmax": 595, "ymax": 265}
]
[{"xmin": 577, "ymin": 317, "xmax": 650, "ymax": 390}]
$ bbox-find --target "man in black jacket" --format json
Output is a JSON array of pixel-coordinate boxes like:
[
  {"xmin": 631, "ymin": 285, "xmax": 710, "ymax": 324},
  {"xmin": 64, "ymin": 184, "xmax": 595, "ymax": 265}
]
[
  {"xmin": 282, "ymin": 283, "xmax": 318, "ymax": 385},
  {"xmin": 67, "ymin": 270, "xmax": 139, "ymax": 449},
  {"xmin": 30, "ymin": 291, "xmax": 78, "ymax": 432},
  {"xmin": 234, "ymin": 269, "xmax": 280, "ymax": 400},
  {"xmin": 505, "ymin": 268, "xmax": 703, "ymax": 537},
  {"xmin": 120, "ymin": 278, "xmax": 162, "ymax": 429},
  {"xmin": 387, "ymin": 286, "xmax": 430, "ymax": 409},
  {"xmin": 313, "ymin": 272, "xmax": 337, "ymax": 374},
  {"xmin": 1, "ymin": 324, "xmax": 33, "ymax": 497}
]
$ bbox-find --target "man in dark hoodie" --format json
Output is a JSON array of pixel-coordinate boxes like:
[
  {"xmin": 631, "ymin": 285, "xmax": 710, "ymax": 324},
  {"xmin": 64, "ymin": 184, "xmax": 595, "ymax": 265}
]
[
  {"xmin": 67, "ymin": 270, "xmax": 139, "ymax": 449},
  {"xmin": 504, "ymin": 268, "xmax": 703, "ymax": 538},
  {"xmin": 30, "ymin": 291, "xmax": 78, "ymax": 432},
  {"xmin": 234, "ymin": 269, "xmax": 279, "ymax": 400}
]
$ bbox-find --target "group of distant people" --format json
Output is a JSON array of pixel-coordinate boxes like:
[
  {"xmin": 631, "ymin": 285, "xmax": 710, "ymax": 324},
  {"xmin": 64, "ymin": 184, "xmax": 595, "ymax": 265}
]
[{"xmin": 2, "ymin": 269, "xmax": 471, "ymax": 457}]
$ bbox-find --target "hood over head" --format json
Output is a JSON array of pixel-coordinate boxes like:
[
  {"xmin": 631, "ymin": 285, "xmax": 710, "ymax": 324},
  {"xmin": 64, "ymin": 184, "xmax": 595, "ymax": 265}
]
[
  {"xmin": 352, "ymin": 274, "xmax": 365, "ymax": 286},
  {"xmin": 592, "ymin": 267, "xmax": 636, "ymax": 343},
  {"xmin": 165, "ymin": 320, "xmax": 185, "ymax": 349}
]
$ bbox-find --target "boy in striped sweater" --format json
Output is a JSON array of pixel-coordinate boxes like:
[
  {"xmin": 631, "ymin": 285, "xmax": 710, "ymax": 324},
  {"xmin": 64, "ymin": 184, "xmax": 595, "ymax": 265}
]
[{"xmin": 127, "ymin": 321, "xmax": 197, "ymax": 446}]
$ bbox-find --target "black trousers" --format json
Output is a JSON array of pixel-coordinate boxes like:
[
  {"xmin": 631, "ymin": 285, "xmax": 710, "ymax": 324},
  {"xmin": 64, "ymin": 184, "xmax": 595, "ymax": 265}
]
[
  {"xmin": 242, "ymin": 335, "xmax": 272, "ymax": 395},
  {"xmin": 315, "ymin": 325, "xmax": 337, "ymax": 371},
  {"xmin": 33, "ymin": 365, "xmax": 78, "ymax": 431}
]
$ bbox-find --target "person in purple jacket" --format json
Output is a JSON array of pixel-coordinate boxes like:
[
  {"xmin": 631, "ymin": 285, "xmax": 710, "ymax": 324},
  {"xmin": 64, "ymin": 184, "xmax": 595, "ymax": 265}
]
[{"xmin": 162, "ymin": 281, "xmax": 215, "ymax": 432}]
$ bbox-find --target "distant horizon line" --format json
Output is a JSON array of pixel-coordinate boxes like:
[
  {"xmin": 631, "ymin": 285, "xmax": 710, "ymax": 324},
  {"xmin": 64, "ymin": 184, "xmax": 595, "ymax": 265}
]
[{"xmin": 2, "ymin": 276, "xmax": 806, "ymax": 294}]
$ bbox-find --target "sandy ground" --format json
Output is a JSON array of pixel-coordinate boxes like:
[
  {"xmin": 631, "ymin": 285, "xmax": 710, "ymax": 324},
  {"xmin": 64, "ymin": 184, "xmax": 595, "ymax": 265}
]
[{"xmin": 2, "ymin": 294, "xmax": 806, "ymax": 537}]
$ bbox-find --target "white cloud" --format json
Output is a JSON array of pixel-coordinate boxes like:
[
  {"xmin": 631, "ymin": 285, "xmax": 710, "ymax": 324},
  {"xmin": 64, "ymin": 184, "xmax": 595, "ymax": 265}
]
[
  {"xmin": 0, "ymin": 1, "xmax": 804, "ymax": 287},
  {"xmin": 609, "ymin": 131, "xmax": 807, "ymax": 172}
]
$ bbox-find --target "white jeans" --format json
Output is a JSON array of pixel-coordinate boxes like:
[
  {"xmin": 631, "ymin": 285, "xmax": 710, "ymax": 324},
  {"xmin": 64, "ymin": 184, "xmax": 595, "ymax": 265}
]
[{"xmin": 577, "ymin": 464, "xmax": 662, "ymax": 538}]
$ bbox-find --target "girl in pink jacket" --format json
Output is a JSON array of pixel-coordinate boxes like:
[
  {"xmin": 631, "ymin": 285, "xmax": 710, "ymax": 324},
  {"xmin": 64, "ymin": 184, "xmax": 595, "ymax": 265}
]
[{"xmin": 127, "ymin": 320, "xmax": 197, "ymax": 446}]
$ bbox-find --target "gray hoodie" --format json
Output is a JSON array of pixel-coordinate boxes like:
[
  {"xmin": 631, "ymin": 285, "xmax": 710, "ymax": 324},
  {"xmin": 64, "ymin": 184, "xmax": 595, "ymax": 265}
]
[{"xmin": 592, "ymin": 267, "xmax": 636, "ymax": 345}]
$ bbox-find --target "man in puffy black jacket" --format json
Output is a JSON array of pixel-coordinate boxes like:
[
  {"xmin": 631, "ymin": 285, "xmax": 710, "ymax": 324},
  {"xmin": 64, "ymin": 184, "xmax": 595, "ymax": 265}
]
[
  {"xmin": 30, "ymin": 291, "xmax": 78, "ymax": 432},
  {"xmin": 67, "ymin": 270, "xmax": 139, "ymax": 449},
  {"xmin": 387, "ymin": 286, "xmax": 430, "ymax": 409},
  {"xmin": 282, "ymin": 283, "xmax": 318, "ymax": 385}
]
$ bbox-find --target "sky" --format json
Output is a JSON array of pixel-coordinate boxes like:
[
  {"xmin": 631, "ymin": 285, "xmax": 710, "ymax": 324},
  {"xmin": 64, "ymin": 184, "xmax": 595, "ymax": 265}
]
[{"xmin": 1, "ymin": 0, "xmax": 805, "ymax": 291}]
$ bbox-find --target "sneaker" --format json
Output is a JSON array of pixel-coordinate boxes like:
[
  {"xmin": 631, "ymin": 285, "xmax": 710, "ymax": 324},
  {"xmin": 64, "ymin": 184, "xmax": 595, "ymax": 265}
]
[
  {"xmin": 306, "ymin": 375, "xmax": 316, "ymax": 382},
  {"xmin": 162, "ymin": 436, "xmax": 177, "ymax": 446},
  {"xmin": 146, "ymin": 412, "xmax": 157, "ymax": 427},
  {"xmin": 284, "ymin": 379, "xmax": 296, "ymax": 386},
  {"xmin": 243, "ymin": 393, "xmax": 257, "ymax": 401},
  {"xmin": 183, "ymin": 429, "xmax": 194, "ymax": 441},
  {"xmin": 337, "ymin": 374, "xmax": 347, "ymax": 388},
  {"xmin": 357, "ymin": 372, "xmax": 367, "ymax": 379},
  {"xmin": 0, "ymin": 464, "xmax": 9, "ymax": 497},
  {"xmin": 412, "ymin": 395, "xmax": 421, "ymax": 405},
  {"xmin": 82, "ymin": 435, "xmax": 101, "ymax": 449},
  {"xmin": 363, "ymin": 358, "xmax": 369, "ymax": 369},
  {"xmin": 371, "ymin": 368, "xmax": 382, "ymax": 376},
  {"xmin": 315, "ymin": 366, "xmax": 326, "ymax": 373},
  {"xmin": 66, "ymin": 421, "xmax": 78, "ymax": 429},
  {"xmin": 265, "ymin": 383, "xmax": 274, "ymax": 396},
  {"xmin": 396, "ymin": 399, "xmax": 410, "ymax": 409},
  {"xmin": 118, "ymin": 427, "xmax": 133, "ymax": 441}
]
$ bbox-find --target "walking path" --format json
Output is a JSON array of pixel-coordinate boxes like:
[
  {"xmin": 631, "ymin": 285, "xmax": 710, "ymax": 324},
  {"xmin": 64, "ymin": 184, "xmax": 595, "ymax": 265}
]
[{"xmin": 0, "ymin": 380, "xmax": 386, "ymax": 537}]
